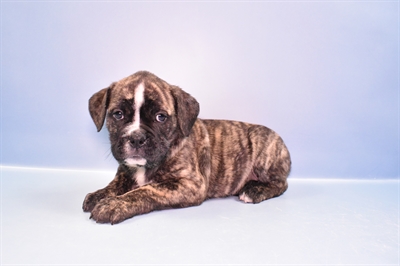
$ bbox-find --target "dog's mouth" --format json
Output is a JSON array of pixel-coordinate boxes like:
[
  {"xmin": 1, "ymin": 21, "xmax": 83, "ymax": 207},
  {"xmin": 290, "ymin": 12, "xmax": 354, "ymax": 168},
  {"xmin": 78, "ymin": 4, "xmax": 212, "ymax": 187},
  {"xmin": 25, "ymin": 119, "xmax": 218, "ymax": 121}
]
[
  {"xmin": 112, "ymin": 132, "xmax": 169, "ymax": 169},
  {"xmin": 120, "ymin": 141, "xmax": 148, "ymax": 166},
  {"xmin": 124, "ymin": 156, "xmax": 147, "ymax": 167}
]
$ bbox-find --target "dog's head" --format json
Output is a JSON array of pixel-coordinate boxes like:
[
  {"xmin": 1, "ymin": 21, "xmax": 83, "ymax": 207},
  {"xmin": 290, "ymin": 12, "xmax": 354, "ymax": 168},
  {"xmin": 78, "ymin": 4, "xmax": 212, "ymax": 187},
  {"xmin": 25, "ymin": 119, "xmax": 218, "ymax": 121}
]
[{"xmin": 88, "ymin": 71, "xmax": 199, "ymax": 169}]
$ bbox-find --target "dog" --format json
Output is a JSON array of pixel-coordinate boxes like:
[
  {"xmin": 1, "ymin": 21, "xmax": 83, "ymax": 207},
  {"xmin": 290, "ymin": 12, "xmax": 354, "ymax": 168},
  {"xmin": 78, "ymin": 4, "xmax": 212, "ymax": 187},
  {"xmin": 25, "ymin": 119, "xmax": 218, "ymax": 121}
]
[{"xmin": 83, "ymin": 71, "xmax": 291, "ymax": 224}]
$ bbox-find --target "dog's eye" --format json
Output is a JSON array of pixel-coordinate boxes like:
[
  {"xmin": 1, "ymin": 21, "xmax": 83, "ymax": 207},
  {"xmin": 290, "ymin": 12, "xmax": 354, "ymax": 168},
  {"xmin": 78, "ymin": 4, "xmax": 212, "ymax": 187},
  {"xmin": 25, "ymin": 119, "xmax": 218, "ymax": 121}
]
[
  {"xmin": 156, "ymin": 113, "xmax": 167, "ymax": 123},
  {"xmin": 113, "ymin": 110, "xmax": 124, "ymax": 120}
]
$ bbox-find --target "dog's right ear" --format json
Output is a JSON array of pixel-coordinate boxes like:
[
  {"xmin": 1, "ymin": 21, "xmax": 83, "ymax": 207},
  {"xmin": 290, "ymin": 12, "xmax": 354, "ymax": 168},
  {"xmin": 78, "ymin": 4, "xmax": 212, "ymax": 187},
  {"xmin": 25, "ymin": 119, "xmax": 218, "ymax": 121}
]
[{"xmin": 88, "ymin": 85, "xmax": 112, "ymax": 132}]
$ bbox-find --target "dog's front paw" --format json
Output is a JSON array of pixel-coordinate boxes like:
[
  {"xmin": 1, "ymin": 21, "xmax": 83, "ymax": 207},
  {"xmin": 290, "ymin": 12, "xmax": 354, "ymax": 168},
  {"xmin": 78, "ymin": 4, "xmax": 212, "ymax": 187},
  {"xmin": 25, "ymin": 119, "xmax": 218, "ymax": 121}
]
[
  {"xmin": 90, "ymin": 197, "xmax": 133, "ymax": 225},
  {"xmin": 83, "ymin": 190, "xmax": 109, "ymax": 212}
]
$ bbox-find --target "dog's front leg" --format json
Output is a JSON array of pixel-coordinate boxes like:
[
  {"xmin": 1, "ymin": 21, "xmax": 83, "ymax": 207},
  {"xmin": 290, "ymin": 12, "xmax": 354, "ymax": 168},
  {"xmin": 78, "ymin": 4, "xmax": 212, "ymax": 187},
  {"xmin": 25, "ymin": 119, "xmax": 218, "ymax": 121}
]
[
  {"xmin": 82, "ymin": 167, "xmax": 135, "ymax": 212},
  {"xmin": 90, "ymin": 177, "xmax": 206, "ymax": 224}
]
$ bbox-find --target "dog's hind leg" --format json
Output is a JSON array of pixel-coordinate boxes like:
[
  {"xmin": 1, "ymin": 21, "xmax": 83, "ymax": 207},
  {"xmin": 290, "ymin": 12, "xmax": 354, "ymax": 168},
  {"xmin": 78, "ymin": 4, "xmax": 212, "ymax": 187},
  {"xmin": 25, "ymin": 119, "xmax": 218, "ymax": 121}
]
[
  {"xmin": 238, "ymin": 134, "xmax": 291, "ymax": 204},
  {"xmin": 238, "ymin": 179, "xmax": 288, "ymax": 203}
]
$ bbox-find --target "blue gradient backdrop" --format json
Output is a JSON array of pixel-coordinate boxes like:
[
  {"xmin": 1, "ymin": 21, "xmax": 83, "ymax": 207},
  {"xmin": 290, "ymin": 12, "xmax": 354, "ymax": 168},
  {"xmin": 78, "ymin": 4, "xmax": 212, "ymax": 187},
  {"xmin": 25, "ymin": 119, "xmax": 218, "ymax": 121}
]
[{"xmin": 1, "ymin": 1, "xmax": 398, "ymax": 179}]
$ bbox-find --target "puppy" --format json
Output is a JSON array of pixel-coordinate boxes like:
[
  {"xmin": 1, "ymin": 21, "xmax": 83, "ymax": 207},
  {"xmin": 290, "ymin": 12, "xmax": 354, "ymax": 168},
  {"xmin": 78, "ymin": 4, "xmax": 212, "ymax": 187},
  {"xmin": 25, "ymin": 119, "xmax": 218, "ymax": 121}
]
[{"xmin": 83, "ymin": 71, "xmax": 291, "ymax": 224}]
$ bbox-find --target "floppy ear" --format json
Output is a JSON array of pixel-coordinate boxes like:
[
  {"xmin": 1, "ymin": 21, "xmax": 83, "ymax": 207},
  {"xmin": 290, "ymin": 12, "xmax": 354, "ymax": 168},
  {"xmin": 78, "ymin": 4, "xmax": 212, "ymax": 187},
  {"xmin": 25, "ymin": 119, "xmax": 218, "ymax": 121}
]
[
  {"xmin": 170, "ymin": 86, "xmax": 200, "ymax": 137},
  {"xmin": 88, "ymin": 87, "xmax": 111, "ymax": 132}
]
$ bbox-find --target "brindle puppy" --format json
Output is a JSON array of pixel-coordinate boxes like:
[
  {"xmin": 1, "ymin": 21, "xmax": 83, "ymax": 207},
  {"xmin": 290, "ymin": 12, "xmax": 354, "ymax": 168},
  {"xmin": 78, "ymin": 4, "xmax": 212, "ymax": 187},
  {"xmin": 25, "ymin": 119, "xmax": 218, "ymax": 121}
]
[{"xmin": 83, "ymin": 71, "xmax": 291, "ymax": 224}]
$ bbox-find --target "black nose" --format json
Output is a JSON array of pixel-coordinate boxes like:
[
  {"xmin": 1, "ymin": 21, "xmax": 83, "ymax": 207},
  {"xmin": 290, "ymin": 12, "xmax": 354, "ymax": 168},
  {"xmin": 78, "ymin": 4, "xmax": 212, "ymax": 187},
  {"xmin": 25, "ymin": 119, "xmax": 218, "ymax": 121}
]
[{"xmin": 129, "ymin": 132, "xmax": 148, "ymax": 148}]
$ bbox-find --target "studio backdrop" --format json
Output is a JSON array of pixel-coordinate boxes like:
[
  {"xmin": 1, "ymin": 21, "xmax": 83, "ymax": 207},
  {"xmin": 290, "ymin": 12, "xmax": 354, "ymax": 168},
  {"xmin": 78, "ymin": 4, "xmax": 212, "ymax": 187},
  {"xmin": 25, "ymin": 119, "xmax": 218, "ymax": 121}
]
[{"xmin": 1, "ymin": 1, "xmax": 398, "ymax": 179}]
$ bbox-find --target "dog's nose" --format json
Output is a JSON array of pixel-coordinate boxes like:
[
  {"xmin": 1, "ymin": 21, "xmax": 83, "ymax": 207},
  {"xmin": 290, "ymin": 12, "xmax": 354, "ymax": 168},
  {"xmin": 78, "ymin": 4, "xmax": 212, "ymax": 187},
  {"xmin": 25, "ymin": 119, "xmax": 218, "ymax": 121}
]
[{"xmin": 129, "ymin": 132, "xmax": 148, "ymax": 148}]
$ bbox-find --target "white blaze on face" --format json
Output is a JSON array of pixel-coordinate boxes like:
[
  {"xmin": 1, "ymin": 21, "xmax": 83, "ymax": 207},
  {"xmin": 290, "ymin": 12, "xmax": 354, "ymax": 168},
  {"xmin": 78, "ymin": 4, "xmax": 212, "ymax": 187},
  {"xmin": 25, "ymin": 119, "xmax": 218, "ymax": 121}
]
[
  {"xmin": 131, "ymin": 82, "xmax": 145, "ymax": 132},
  {"xmin": 122, "ymin": 83, "xmax": 148, "ymax": 168},
  {"xmin": 123, "ymin": 82, "xmax": 145, "ymax": 136}
]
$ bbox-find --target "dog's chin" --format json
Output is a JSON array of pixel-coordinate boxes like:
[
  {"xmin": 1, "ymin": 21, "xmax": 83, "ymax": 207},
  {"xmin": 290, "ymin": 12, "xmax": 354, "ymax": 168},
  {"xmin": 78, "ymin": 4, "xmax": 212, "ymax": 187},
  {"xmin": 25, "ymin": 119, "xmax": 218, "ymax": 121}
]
[{"xmin": 123, "ymin": 156, "xmax": 147, "ymax": 167}]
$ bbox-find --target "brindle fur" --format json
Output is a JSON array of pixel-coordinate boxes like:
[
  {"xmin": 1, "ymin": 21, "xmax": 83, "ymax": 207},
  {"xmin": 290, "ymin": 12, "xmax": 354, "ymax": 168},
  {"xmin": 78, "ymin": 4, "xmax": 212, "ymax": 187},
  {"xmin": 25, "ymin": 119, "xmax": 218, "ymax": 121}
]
[{"xmin": 83, "ymin": 71, "xmax": 291, "ymax": 224}]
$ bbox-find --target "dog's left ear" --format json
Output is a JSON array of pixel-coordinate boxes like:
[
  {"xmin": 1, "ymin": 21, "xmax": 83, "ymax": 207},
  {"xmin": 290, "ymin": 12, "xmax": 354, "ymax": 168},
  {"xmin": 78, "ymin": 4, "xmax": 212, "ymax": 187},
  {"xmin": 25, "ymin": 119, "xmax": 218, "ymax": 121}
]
[
  {"xmin": 89, "ymin": 86, "xmax": 111, "ymax": 132},
  {"xmin": 170, "ymin": 86, "xmax": 200, "ymax": 137}
]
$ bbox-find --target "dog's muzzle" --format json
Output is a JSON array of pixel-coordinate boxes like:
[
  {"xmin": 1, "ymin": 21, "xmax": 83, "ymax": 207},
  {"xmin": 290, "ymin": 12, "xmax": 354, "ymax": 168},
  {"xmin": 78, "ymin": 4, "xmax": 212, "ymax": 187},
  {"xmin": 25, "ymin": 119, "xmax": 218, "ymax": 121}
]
[{"xmin": 129, "ymin": 131, "xmax": 148, "ymax": 149}]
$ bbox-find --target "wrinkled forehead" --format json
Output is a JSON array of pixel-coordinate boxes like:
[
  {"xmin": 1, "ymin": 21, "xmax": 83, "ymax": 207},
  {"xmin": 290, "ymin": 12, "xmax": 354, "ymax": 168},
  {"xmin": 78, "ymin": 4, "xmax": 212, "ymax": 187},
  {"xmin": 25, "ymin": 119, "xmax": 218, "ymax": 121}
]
[{"xmin": 108, "ymin": 74, "xmax": 175, "ymax": 114}]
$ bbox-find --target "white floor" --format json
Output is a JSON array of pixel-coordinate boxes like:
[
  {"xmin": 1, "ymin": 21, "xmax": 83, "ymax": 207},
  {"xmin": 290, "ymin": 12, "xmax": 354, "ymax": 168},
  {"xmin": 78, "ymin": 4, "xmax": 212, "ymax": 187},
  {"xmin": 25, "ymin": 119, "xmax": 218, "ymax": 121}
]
[{"xmin": 1, "ymin": 166, "xmax": 398, "ymax": 265}]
